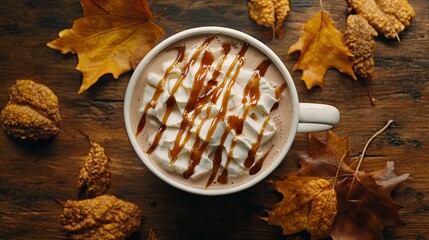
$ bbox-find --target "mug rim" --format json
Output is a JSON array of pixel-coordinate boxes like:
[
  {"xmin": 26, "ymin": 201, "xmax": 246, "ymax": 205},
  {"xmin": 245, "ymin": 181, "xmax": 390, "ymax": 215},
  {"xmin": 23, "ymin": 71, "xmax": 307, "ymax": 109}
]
[{"xmin": 124, "ymin": 26, "xmax": 299, "ymax": 195}]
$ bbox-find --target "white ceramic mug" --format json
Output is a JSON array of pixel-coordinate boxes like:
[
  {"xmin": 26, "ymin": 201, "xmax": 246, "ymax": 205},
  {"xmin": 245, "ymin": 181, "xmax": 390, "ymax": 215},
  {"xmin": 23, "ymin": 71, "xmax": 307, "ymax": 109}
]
[{"xmin": 124, "ymin": 27, "xmax": 339, "ymax": 195}]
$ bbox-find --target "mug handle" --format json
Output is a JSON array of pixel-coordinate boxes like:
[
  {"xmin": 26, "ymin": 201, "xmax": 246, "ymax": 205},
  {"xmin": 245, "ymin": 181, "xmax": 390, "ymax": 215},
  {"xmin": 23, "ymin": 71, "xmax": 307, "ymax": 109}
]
[{"xmin": 298, "ymin": 103, "xmax": 340, "ymax": 133}]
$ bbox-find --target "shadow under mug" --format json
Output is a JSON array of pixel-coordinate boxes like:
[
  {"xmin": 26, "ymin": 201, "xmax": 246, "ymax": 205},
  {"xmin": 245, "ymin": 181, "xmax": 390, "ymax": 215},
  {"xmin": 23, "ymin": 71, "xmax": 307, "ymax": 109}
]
[{"xmin": 124, "ymin": 26, "xmax": 340, "ymax": 195}]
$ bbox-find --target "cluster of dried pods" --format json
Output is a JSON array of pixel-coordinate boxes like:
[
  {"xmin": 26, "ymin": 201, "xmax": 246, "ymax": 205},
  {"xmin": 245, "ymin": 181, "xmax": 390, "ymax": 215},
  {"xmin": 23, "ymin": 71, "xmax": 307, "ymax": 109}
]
[{"xmin": 0, "ymin": 80, "xmax": 147, "ymax": 239}]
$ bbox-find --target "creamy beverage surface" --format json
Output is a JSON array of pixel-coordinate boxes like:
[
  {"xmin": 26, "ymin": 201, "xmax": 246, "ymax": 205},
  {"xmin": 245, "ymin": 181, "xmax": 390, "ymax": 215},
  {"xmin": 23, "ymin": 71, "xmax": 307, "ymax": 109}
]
[{"xmin": 130, "ymin": 34, "xmax": 293, "ymax": 189}]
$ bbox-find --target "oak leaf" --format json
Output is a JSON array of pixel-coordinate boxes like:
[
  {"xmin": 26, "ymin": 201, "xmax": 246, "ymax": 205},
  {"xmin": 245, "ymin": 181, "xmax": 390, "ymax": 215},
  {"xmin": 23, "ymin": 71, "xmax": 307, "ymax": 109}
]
[
  {"xmin": 347, "ymin": 0, "xmax": 415, "ymax": 39},
  {"xmin": 265, "ymin": 131, "xmax": 409, "ymax": 239},
  {"xmin": 288, "ymin": 11, "xmax": 357, "ymax": 89},
  {"xmin": 47, "ymin": 0, "xmax": 164, "ymax": 94}
]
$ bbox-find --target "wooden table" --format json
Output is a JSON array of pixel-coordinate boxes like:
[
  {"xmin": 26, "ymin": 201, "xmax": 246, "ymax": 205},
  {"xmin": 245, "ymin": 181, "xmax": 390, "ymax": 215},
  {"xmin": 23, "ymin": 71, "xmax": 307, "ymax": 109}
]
[{"xmin": 1, "ymin": 0, "xmax": 428, "ymax": 239}]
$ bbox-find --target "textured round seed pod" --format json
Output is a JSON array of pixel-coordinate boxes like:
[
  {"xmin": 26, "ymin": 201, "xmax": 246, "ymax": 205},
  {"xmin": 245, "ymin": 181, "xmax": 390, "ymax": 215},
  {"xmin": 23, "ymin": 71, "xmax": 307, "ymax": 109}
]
[
  {"xmin": 0, "ymin": 79, "xmax": 61, "ymax": 140},
  {"xmin": 60, "ymin": 195, "xmax": 143, "ymax": 240},
  {"xmin": 248, "ymin": 0, "xmax": 275, "ymax": 28},
  {"xmin": 347, "ymin": 0, "xmax": 415, "ymax": 39},
  {"xmin": 344, "ymin": 14, "xmax": 378, "ymax": 81}
]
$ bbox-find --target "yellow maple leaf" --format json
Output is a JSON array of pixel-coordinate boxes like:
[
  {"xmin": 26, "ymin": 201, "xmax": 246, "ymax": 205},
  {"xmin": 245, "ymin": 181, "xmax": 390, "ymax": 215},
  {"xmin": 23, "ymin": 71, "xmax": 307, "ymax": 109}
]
[
  {"xmin": 47, "ymin": 0, "xmax": 164, "ymax": 93},
  {"xmin": 288, "ymin": 11, "xmax": 356, "ymax": 89}
]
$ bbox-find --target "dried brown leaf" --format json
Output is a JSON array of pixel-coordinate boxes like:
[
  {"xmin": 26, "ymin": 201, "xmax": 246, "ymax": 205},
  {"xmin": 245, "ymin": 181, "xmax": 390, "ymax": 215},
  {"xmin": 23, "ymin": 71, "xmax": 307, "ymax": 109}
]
[{"xmin": 265, "ymin": 130, "xmax": 409, "ymax": 239}]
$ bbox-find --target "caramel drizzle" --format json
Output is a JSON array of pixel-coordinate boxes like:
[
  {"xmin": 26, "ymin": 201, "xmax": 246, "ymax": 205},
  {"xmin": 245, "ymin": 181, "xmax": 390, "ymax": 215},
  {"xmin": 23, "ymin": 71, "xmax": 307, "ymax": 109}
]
[
  {"xmin": 246, "ymin": 82, "xmax": 288, "ymax": 175},
  {"xmin": 232, "ymin": 59, "xmax": 272, "ymax": 135},
  {"xmin": 216, "ymin": 60, "xmax": 272, "ymax": 183},
  {"xmin": 169, "ymin": 43, "xmax": 232, "ymax": 164},
  {"xmin": 275, "ymin": 83, "xmax": 288, "ymax": 99},
  {"xmin": 135, "ymin": 46, "xmax": 186, "ymax": 137},
  {"xmin": 167, "ymin": 49, "xmax": 214, "ymax": 163},
  {"xmin": 146, "ymin": 36, "xmax": 216, "ymax": 154},
  {"xmin": 246, "ymin": 83, "xmax": 288, "ymax": 175},
  {"xmin": 244, "ymin": 116, "xmax": 271, "ymax": 168},
  {"xmin": 206, "ymin": 125, "xmax": 231, "ymax": 187},
  {"xmin": 139, "ymin": 36, "xmax": 286, "ymax": 186},
  {"xmin": 216, "ymin": 137, "xmax": 236, "ymax": 185},
  {"xmin": 213, "ymin": 69, "xmax": 288, "ymax": 182},
  {"xmin": 271, "ymin": 83, "xmax": 288, "ymax": 112},
  {"xmin": 249, "ymin": 148, "xmax": 271, "ymax": 175},
  {"xmin": 183, "ymin": 42, "xmax": 250, "ymax": 179}
]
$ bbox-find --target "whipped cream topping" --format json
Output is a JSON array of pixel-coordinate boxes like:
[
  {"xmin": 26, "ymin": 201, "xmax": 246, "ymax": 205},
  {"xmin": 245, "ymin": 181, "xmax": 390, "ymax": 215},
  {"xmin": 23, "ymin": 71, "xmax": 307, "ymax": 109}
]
[{"xmin": 137, "ymin": 35, "xmax": 282, "ymax": 187}]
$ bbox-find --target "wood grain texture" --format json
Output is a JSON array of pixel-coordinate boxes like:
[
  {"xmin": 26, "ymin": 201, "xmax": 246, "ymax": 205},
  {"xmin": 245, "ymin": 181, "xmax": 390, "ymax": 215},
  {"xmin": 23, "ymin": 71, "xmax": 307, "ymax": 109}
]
[{"xmin": 0, "ymin": 0, "xmax": 428, "ymax": 239}]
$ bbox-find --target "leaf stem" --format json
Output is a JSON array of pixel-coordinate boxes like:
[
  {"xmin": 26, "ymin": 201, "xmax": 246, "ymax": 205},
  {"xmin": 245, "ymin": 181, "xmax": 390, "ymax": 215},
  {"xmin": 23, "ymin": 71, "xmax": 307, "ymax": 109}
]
[
  {"xmin": 53, "ymin": 197, "xmax": 65, "ymax": 206},
  {"xmin": 319, "ymin": 0, "xmax": 324, "ymax": 11},
  {"xmin": 347, "ymin": 119, "xmax": 394, "ymax": 199}
]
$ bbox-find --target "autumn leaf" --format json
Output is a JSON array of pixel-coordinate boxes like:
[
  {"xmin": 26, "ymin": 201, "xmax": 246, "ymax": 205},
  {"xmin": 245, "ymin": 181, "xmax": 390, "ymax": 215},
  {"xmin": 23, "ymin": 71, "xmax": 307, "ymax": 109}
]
[
  {"xmin": 264, "ymin": 129, "xmax": 409, "ymax": 239},
  {"xmin": 288, "ymin": 11, "xmax": 356, "ymax": 89},
  {"xmin": 47, "ymin": 0, "xmax": 164, "ymax": 94},
  {"xmin": 347, "ymin": 0, "xmax": 415, "ymax": 39}
]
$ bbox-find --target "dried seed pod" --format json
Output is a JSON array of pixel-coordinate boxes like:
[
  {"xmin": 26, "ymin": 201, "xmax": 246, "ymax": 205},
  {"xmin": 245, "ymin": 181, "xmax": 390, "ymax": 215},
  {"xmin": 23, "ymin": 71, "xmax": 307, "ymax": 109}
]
[
  {"xmin": 347, "ymin": 0, "xmax": 415, "ymax": 39},
  {"xmin": 375, "ymin": 0, "xmax": 415, "ymax": 27},
  {"xmin": 344, "ymin": 14, "xmax": 378, "ymax": 80},
  {"xmin": 60, "ymin": 195, "xmax": 143, "ymax": 240},
  {"xmin": 248, "ymin": 0, "xmax": 290, "ymax": 35},
  {"xmin": 248, "ymin": 0, "xmax": 275, "ymax": 28},
  {"xmin": 273, "ymin": 0, "xmax": 290, "ymax": 30},
  {"xmin": 0, "ymin": 79, "xmax": 61, "ymax": 140},
  {"xmin": 77, "ymin": 136, "xmax": 111, "ymax": 200}
]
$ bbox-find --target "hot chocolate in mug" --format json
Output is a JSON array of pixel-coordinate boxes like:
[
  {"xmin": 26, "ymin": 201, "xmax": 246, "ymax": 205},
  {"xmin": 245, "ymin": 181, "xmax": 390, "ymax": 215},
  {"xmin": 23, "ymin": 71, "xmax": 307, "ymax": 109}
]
[{"xmin": 124, "ymin": 27, "xmax": 340, "ymax": 195}]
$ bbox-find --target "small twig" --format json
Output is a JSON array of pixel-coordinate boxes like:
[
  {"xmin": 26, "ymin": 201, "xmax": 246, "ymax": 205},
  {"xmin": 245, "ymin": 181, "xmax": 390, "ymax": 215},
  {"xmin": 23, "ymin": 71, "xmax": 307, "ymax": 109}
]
[
  {"xmin": 272, "ymin": 25, "xmax": 276, "ymax": 43},
  {"xmin": 152, "ymin": 7, "xmax": 166, "ymax": 19},
  {"xmin": 333, "ymin": 151, "xmax": 348, "ymax": 190},
  {"xmin": 347, "ymin": 119, "xmax": 394, "ymax": 199},
  {"xmin": 319, "ymin": 0, "xmax": 324, "ymax": 11},
  {"xmin": 366, "ymin": 78, "xmax": 375, "ymax": 106},
  {"xmin": 53, "ymin": 198, "xmax": 65, "ymax": 206},
  {"xmin": 78, "ymin": 130, "xmax": 92, "ymax": 144}
]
